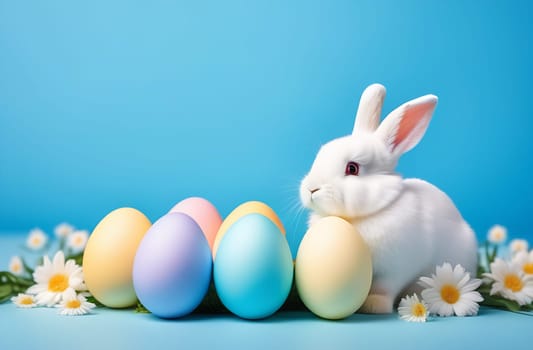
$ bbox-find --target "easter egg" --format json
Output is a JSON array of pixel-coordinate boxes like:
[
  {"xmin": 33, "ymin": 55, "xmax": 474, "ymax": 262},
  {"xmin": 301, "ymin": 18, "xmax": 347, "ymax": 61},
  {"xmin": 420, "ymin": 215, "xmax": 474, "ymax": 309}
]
[
  {"xmin": 83, "ymin": 207, "xmax": 151, "ymax": 308},
  {"xmin": 213, "ymin": 201, "xmax": 285, "ymax": 259},
  {"xmin": 133, "ymin": 213, "xmax": 212, "ymax": 318},
  {"xmin": 295, "ymin": 216, "xmax": 372, "ymax": 319},
  {"xmin": 169, "ymin": 197, "xmax": 222, "ymax": 250},
  {"xmin": 214, "ymin": 213, "xmax": 293, "ymax": 319}
]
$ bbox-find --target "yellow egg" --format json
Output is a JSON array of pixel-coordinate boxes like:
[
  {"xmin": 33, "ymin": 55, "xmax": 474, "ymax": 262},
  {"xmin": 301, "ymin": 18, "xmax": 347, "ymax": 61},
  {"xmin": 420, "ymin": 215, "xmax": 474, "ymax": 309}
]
[
  {"xmin": 212, "ymin": 201, "xmax": 285, "ymax": 259},
  {"xmin": 83, "ymin": 207, "xmax": 151, "ymax": 308},
  {"xmin": 295, "ymin": 216, "xmax": 372, "ymax": 319}
]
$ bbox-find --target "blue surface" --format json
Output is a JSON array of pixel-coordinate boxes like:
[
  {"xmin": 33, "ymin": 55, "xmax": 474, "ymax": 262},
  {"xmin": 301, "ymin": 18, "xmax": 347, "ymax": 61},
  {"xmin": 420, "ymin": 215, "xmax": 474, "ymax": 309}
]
[
  {"xmin": 1, "ymin": 304, "xmax": 531, "ymax": 350},
  {"xmin": 1, "ymin": 1, "xmax": 532, "ymax": 253},
  {"xmin": 2, "ymin": 232, "xmax": 532, "ymax": 349}
]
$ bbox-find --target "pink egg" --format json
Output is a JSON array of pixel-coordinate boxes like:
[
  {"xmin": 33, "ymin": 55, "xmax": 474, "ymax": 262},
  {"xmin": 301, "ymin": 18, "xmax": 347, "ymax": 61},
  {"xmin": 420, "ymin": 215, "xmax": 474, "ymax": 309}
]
[{"xmin": 169, "ymin": 197, "xmax": 222, "ymax": 250}]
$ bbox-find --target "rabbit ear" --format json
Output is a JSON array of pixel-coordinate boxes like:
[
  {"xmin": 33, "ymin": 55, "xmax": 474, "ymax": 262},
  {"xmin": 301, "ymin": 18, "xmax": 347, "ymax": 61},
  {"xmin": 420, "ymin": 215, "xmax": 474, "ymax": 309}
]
[
  {"xmin": 376, "ymin": 94, "xmax": 438, "ymax": 157},
  {"xmin": 352, "ymin": 84, "xmax": 386, "ymax": 135}
]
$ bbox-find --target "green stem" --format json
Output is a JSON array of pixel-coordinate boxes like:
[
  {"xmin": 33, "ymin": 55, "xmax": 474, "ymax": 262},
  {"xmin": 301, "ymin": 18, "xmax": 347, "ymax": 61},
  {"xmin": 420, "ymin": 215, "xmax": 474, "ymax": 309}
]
[
  {"xmin": 490, "ymin": 244, "xmax": 498, "ymax": 263},
  {"xmin": 59, "ymin": 237, "xmax": 66, "ymax": 252},
  {"xmin": 484, "ymin": 241, "xmax": 491, "ymax": 270},
  {"xmin": 21, "ymin": 257, "xmax": 34, "ymax": 275}
]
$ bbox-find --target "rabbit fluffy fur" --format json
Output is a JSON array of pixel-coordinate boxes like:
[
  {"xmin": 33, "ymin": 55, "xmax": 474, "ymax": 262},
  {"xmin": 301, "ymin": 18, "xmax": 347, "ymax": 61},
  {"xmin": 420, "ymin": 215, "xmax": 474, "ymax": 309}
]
[{"xmin": 299, "ymin": 84, "xmax": 478, "ymax": 314}]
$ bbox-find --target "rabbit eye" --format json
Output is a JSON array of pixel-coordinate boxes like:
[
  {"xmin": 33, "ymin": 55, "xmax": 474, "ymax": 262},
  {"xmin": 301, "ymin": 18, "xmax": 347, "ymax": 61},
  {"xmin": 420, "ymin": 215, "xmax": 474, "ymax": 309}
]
[{"xmin": 345, "ymin": 161, "xmax": 360, "ymax": 176}]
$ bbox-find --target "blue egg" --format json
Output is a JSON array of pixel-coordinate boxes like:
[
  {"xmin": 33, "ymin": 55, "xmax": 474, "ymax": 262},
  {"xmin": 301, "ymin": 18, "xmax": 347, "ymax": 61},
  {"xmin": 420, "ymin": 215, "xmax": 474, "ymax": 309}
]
[
  {"xmin": 214, "ymin": 213, "xmax": 293, "ymax": 319},
  {"xmin": 133, "ymin": 213, "xmax": 212, "ymax": 318}
]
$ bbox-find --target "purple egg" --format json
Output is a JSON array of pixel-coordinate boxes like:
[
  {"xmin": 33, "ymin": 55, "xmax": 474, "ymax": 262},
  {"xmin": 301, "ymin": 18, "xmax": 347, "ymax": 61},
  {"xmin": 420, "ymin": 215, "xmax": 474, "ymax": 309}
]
[{"xmin": 133, "ymin": 212, "xmax": 212, "ymax": 318}]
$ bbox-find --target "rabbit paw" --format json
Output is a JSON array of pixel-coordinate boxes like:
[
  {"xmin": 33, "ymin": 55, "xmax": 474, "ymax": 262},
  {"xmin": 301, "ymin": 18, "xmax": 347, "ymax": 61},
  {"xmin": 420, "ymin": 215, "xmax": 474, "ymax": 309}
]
[{"xmin": 359, "ymin": 294, "xmax": 393, "ymax": 314}]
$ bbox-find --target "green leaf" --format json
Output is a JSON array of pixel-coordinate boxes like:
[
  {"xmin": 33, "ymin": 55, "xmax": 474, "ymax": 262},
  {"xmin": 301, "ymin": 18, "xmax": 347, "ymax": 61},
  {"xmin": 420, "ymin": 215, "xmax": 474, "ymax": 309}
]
[
  {"xmin": 521, "ymin": 303, "xmax": 533, "ymax": 311},
  {"xmin": 65, "ymin": 251, "xmax": 84, "ymax": 266},
  {"xmin": 135, "ymin": 301, "xmax": 150, "ymax": 313},
  {"xmin": 0, "ymin": 284, "xmax": 12, "ymax": 297},
  {"xmin": 0, "ymin": 271, "xmax": 34, "ymax": 303},
  {"xmin": 0, "ymin": 294, "xmax": 13, "ymax": 303},
  {"xmin": 0, "ymin": 284, "xmax": 14, "ymax": 303},
  {"xmin": 481, "ymin": 294, "xmax": 521, "ymax": 312},
  {"xmin": 476, "ymin": 284, "xmax": 533, "ymax": 313},
  {"xmin": 3, "ymin": 272, "xmax": 17, "ymax": 284},
  {"xmin": 477, "ymin": 284, "xmax": 492, "ymax": 295},
  {"xmin": 0, "ymin": 271, "xmax": 9, "ymax": 284},
  {"xmin": 12, "ymin": 274, "xmax": 34, "ymax": 288},
  {"xmin": 85, "ymin": 295, "xmax": 105, "ymax": 307}
]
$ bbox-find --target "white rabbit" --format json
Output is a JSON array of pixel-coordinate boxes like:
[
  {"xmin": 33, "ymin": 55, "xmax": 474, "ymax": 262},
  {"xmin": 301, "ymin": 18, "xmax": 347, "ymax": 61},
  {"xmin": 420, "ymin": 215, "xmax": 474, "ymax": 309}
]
[{"xmin": 299, "ymin": 84, "xmax": 478, "ymax": 314}]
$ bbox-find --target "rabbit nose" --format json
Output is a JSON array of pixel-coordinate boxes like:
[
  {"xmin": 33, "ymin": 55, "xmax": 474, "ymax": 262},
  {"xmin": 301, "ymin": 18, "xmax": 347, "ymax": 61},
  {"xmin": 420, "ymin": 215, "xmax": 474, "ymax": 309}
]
[{"xmin": 310, "ymin": 188, "xmax": 320, "ymax": 194}]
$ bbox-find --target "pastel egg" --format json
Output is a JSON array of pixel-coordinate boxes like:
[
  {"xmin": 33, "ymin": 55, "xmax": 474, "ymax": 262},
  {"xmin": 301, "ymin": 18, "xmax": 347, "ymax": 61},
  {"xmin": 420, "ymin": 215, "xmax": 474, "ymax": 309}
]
[
  {"xmin": 214, "ymin": 213, "xmax": 293, "ymax": 319},
  {"xmin": 169, "ymin": 197, "xmax": 222, "ymax": 251},
  {"xmin": 83, "ymin": 207, "xmax": 151, "ymax": 308},
  {"xmin": 213, "ymin": 201, "xmax": 285, "ymax": 259},
  {"xmin": 295, "ymin": 216, "xmax": 372, "ymax": 319},
  {"xmin": 133, "ymin": 213, "xmax": 212, "ymax": 318}
]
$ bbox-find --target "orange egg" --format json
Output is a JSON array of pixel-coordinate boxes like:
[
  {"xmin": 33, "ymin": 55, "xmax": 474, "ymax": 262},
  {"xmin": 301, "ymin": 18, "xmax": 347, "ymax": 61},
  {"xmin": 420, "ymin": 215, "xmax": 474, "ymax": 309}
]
[{"xmin": 212, "ymin": 201, "xmax": 285, "ymax": 259}]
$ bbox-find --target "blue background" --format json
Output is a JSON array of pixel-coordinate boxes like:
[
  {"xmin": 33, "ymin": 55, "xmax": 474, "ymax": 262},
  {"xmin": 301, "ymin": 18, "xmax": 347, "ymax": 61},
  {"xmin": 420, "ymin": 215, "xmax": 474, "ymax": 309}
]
[{"xmin": 1, "ymin": 0, "xmax": 532, "ymax": 253}]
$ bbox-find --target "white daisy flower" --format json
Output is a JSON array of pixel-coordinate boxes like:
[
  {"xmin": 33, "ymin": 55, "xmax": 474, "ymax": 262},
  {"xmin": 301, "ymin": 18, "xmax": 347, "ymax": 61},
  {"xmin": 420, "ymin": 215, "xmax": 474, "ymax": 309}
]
[
  {"xmin": 26, "ymin": 251, "xmax": 87, "ymax": 306},
  {"xmin": 484, "ymin": 258, "xmax": 533, "ymax": 305},
  {"xmin": 54, "ymin": 222, "xmax": 74, "ymax": 238},
  {"xmin": 398, "ymin": 294, "xmax": 429, "ymax": 322},
  {"xmin": 9, "ymin": 256, "xmax": 24, "ymax": 276},
  {"xmin": 487, "ymin": 225, "xmax": 507, "ymax": 244},
  {"xmin": 419, "ymin": 263, "xmax": 483, "ymax": 317},
  {"xmin": 509, "ymin": 240, "xmax": 529, "ymax": 256},
  {"xmin": 512, "ymin": 250, "xmax": 533, "ymax": 275},
  {"xmin": 67, "ymin": 230, "xmax": 89, "ymax": 253},
  {"xmin": 56, "ymin": 293, "xmax": 96, "ymax": 316},
  {"xmin": 26, "ymin": 228, "xmax": 48, "ymax": 250},
  {"xmin": 11, "ymin": 293, "xmax": 37, "ymax": 308}
]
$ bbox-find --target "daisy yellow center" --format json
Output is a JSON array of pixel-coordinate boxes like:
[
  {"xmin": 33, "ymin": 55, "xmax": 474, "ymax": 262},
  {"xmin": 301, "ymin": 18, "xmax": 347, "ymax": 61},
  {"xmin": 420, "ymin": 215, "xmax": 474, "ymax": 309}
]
[
  {"xmin": 512, "ymin": 243, "xmax": 526, "ymax": 252},
  {"xmin": 411, "ymin": 303, "xmax": 426, "ymax": 317},
  {"xmin": 440, "ymin": 284, "xmax": 460, "ymax": 304},
  {"xmin": 31, "ymin": 236, "xmax": 42, "ymax": 245},
  {"xmin": 523, "ymin": 263, "xmax": 533, "ymax": 275},
  {"xmin": 20, "ymin": 296, "xmax": 33, "ymax": 305},
  {"xmin": 12, "ymin": 264, "xmax": 21, "ymax": 272},
  {"xmin": 48, "ymin": 274, "xmax": 69, "ymax": 292},
  {"xmin": 66, "ymin": 300, "xmax": 81, "ymax": 309},
  {"xmin": 504, "ymin": 274, "xmax": 523, "ymax": 292},
  {"xmin": 74, "ymin": 236, "xmax": 83, "ymax": 245}
]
